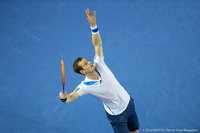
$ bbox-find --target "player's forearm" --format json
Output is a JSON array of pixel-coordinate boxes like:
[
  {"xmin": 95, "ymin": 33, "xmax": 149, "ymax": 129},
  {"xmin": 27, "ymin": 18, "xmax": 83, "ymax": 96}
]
[
  {"xmin": 59, "ymin": 91, "xmax": 80, "ymax": 104},
  {"xmin": 91, "ymin": 25, "xmax": 103, "ymax": 57},
  {"xmin": 62, "ymin": 95, "xmax": 71, "ymax": 104},
  {"xmin": 92, "ymin": 33, "xmax": 102, "ymax": 48}
]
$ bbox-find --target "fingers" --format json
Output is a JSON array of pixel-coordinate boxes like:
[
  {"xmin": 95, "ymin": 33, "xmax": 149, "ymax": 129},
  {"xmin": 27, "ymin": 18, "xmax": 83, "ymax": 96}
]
[
  {"xmin": 85, "ymin": 9, "xmax": 88, "ymax": 16},
  {"xmin": 85, "ymin": 8, "xmax": 95, "ymax": 16},
  {"xmin": 59, "ymin": 91, "xmax": 66, "ymax": 94},
  {"xmin": 85, "ymin": 8, "xmax": 90, "ymax": 16},
  {"xmin": 59, "ymin": 91, "xmax": 66, "ymax": 98},
  {"xmin": 87, "ymin": 8, "xmax": 91, "ymax": 15},
  {"xmin": 59, "ymin": 92, "xmax": 67, "ymax": 97}
]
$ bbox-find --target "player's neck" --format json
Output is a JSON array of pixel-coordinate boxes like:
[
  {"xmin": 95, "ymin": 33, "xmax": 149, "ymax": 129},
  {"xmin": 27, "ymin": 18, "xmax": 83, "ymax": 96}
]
[{"xmin": 86, "ymin": 70, "xmax": 99, "ymax": 80}]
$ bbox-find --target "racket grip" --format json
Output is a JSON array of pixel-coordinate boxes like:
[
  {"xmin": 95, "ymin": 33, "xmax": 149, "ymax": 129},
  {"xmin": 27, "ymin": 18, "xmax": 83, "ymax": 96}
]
[{"xmin": 62, "ymin": 88, "xmax": 65, "ymax": 94}]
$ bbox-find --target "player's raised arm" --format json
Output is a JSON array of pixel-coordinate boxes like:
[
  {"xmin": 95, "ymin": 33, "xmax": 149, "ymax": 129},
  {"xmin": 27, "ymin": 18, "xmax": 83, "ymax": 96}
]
[{"xmin": 85, "ymin": 8, "xmax": 103, "ymax": 58}]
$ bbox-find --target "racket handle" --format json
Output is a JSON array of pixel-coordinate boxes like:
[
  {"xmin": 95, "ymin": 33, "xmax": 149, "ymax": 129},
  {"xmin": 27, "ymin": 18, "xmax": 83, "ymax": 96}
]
[{"xmin": 62, "ymin": 88, "xmax": 65, "ymax": 94}]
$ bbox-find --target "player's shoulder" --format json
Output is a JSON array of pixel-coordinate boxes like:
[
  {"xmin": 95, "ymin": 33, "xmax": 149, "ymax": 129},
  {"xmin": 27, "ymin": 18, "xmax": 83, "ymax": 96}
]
[
  {"xmin": 94, "ymin": 55, "xmax": 104, "ymax": 60},
  {"xmin": 74, "ymin": 83, "xmax": 82, "ymax": 92},
  {"xmin": 94, "ymin": 55, "xmax": 105, "ymax": 65}
]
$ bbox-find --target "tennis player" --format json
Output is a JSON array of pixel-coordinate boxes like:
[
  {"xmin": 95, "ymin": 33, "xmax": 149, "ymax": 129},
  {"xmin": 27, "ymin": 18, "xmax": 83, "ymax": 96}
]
[{"xmin": 59, "ymin": 8, "xmax": 140, "ymax": 133}]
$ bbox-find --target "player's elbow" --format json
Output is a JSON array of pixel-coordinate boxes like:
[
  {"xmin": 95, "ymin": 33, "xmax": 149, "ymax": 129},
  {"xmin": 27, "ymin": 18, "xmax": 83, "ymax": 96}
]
[
  {"xmin": 93, "ymin": 42, "xmax": 102, "ymax": 48},
  {"xmin": 95, "ymin": 44, "xmax": 102, "ymax": 50}
]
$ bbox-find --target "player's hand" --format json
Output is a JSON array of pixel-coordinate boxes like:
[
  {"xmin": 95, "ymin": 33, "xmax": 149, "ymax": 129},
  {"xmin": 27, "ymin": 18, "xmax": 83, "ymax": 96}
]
[
  {"xmin": 85, "ymin": 8, "xmax": 96, "ymax": 27},
  {"xmin": 59, "ymin": 91, "xmax": 67, "ymax": 99}
]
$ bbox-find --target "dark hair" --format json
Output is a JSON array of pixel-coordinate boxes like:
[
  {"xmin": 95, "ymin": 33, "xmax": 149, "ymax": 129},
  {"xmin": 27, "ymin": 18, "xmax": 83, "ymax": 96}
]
[{"xmin": 73, "ymin": 57, "xmax": 84, "ymax": 74}]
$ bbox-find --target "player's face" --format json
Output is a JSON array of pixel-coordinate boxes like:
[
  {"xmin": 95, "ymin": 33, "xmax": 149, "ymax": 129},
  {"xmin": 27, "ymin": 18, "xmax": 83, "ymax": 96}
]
[{"xmin": 78, "ymin": 58, "xmax": 95, "ymax": 74}]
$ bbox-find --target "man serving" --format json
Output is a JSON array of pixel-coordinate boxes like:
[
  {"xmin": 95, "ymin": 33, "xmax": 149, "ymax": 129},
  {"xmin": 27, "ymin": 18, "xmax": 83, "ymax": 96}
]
[{"xmin": 59, "ymin": 8, "xmax": 140, "ymax": 133}]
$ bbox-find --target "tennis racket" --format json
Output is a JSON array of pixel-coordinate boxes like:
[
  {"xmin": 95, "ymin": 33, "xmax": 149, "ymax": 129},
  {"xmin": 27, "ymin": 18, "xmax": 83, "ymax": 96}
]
[{"xmin": 61, "ymin": 60, "xmax": 65, "ymax": 94}]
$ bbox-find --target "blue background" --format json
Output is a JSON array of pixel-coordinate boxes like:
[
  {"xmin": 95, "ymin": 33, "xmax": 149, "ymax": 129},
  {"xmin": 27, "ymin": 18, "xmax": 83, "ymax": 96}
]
[{"xmin": 0, "ymin": 0, "xmax": 200, "ymax": 133}]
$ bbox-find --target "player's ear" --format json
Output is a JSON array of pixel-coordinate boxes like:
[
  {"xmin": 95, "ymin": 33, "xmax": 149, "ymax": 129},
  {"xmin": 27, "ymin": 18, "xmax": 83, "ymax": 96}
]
[{"xmin": 80, "ymin": 70, "xmax": 85, "ymax": 75}]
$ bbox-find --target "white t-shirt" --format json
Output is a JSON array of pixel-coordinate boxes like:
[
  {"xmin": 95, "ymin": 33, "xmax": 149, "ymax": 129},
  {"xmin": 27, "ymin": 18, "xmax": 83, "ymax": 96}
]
[{"xmin": 75, "ymin": 56, "xmax": 130, "ymax": 115}]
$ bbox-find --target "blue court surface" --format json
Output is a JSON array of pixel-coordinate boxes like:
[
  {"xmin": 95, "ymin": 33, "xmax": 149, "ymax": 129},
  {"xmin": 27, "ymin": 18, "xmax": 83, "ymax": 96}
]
[{"xmin": 0, "ymin": 0, "xmax": 200, "ymax": 133}]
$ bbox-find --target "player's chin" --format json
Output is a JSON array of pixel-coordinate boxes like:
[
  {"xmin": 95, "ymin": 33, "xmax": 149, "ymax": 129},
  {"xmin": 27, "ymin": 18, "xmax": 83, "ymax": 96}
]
[
  {"xmin": 90, "ymin": 67, "xmax": 95, "ymax": 72},
  {"xmin": 91, "ymin": 64, "xmax": 95, "ymax": 69}
]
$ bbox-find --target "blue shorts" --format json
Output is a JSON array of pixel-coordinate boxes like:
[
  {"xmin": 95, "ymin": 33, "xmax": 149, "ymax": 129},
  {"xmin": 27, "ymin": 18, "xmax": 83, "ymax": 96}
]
[{"xmin": 106, "ymin": 97, "xmax": 140, "ymax": 133}]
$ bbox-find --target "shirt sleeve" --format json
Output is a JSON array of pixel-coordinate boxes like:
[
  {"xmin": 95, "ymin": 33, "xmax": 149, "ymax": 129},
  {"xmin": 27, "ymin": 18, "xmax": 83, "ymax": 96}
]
[
  {"xmin": 74, "ymin": 83, "xmax": 88, "ymax": 97},
  {"xmin": 94, "ymin": 55, "xmax": 105, "ymax": 67}
]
